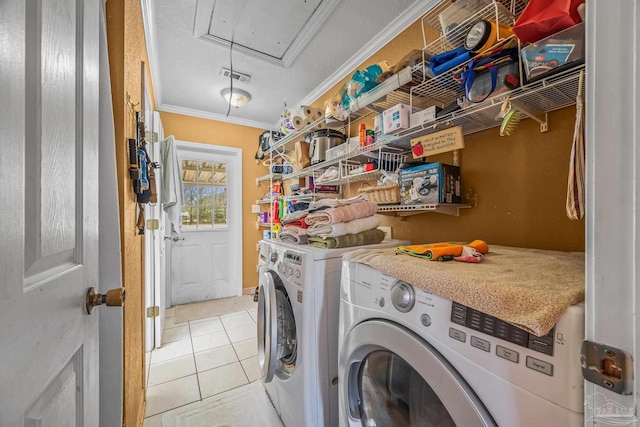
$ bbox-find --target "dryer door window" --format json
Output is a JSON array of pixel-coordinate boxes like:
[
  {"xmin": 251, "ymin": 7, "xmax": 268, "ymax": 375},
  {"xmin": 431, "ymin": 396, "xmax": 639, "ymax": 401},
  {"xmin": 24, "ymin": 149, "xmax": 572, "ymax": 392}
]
[
  {"xmin": 258, "ymin": 270, "xmax": 297, "ymax": 382},
  {"xmin": 358, "ymin": 350, "xmax": 455, "ymax": 426},
  {"xmin": 342, "ymin": 320, "xmax": 496, "ymax": 427}
]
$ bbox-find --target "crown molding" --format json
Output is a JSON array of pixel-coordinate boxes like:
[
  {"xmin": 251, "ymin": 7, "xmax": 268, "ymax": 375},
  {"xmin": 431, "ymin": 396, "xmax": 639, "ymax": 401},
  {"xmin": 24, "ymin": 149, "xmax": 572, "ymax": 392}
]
[
  {"xmin": 140, "ymin": 0, "xmax": 162, "ymax": 107},
  {"xmin": 297, "ymin": 0, "xmax": 440, "ymax": 110},
  {"xmin": 157, "ymin": 104, "xmax": 273, "ymax": 130}
]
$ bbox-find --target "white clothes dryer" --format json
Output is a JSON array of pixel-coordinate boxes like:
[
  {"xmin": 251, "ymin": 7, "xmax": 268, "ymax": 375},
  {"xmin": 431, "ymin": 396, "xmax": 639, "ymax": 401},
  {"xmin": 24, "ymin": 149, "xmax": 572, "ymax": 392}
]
[
  {"xmin": 338, "ymin": 261, "xmax": 584, "ymax": 427},
  {"xmin": 257, "ymin": 239, "xmax": 407, "ymax": 427}
]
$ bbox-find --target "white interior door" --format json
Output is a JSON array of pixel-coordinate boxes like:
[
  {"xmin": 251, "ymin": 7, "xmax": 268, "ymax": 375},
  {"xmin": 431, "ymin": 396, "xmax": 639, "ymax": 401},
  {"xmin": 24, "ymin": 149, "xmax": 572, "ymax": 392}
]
[
  {"xmin": 0, "ymin": 0, "xmax": 101, "ymax": 425},
  {"xmin": 171, "ymin": 141, "xmax": 243, "ymax": 306},
  {"xmin": 585, "ymin": 1, "xmax": 640, "ymax": 425}
]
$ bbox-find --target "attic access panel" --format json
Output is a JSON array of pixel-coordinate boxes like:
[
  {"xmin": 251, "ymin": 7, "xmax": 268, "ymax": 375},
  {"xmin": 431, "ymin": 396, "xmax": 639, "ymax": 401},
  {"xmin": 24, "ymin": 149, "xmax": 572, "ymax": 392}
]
[{"xmin": 195, "ymin": 0, "xmax": 341, "ymax": 67}]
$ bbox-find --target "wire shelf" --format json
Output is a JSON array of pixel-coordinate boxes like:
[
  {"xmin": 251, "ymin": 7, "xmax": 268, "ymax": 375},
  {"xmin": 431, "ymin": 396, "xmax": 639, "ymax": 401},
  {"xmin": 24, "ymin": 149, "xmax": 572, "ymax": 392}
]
[
  {"xmin": 377, "ymin": 203, "xmax": 472, "ymax": 217},
  {"xmin": 422, "ymin": 1, "xmax": 517, "ymax": 57},
  {"xmin": 256, "ymin": 173, "xmax": 281, "ymax": 185},
  {"xmin": 318, "ymin": 151, "xmax": 408, "ymax": 186},
  {"xmin": 397, "ymin": 65, "xmax": 584, "ymax": 141}
]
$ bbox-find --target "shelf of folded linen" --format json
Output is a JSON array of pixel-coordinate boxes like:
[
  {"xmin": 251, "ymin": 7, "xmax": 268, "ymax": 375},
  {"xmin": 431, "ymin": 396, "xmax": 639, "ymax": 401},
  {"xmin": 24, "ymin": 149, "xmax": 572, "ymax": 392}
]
[
  {"xmin": 377, "ymin": 203, "xmax": 472, "ymax": 217},
  {"xmin": 304, "ymin": 196, "xmax": 385, "ymax": 249}
]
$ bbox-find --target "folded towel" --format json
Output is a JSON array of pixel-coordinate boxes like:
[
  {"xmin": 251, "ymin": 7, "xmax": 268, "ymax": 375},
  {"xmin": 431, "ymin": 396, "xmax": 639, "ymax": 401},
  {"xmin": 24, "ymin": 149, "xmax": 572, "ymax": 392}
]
[
  {"xmin": 307, "ymin": 216, "xmax": 381, "ymax": 238},
  {"xmin": 282, "ymin": 218, "xmax": 308, "ymax": 229},
  {"xmin": 279, "ymin": 232, "xmax": 309, "ymax": 245},
  {"xmin": 396, "ymin": 240, "xmax": 489, "ymax": 261},
  {"xmin": 308, "ymin": 229, "xmax": 385, "ymax": 249},
  {"xmin": 308, "ymin": 194, "xmax": 366, "ymax": 210},
  {"xmin": 281, "ymin": 210, "xmax": 309, "ymax": 224},
  {"xmin": 282, "ymin": 225, "xmax": 307, "ymax": 236},
  {"xmin": 305, "ymin": 201, "xmax": 378, "ymax": 226},
  {"xmin": 343, "ymin": 245, "xmax": 584, "ymax": 337}
]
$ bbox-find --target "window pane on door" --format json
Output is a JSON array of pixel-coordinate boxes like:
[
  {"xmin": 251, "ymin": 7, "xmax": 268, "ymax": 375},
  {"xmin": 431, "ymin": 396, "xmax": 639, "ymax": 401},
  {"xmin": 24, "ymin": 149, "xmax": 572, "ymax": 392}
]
[
  {"xmin": 198, "ymin": 161, "xmax": 213, "ymax": 183},
  {"xmin": 198, "ymin": 208, "xmax": 212, "ymax": 226},
  {"xmin": 213, "ymin": 163, "xmax": 227, "ymax": 184},
  {"xmin": 180, "ymin": 158, "xmax": 228, "ymax": 230},
  {"xmin": 199, "ymin": 187, "xmax": 213, "ymax": 206},
  {"xmin": 182, "ymin": 206, "xmax": 196, "ymax": 226}
]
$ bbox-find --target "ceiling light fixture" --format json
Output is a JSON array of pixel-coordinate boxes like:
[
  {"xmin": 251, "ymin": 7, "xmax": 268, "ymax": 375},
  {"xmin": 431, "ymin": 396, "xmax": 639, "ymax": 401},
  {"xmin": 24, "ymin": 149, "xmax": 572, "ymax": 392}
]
[{"xmin": 221, "ymin": 88, "xmax": 251, "ymax": 108}]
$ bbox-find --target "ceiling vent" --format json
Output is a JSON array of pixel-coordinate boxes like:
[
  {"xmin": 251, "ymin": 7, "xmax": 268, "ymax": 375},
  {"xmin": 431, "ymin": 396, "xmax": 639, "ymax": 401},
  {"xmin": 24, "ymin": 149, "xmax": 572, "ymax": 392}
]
[{"xmin": 219, "ymin": 68, "xmax": 251, "ymax": 83}]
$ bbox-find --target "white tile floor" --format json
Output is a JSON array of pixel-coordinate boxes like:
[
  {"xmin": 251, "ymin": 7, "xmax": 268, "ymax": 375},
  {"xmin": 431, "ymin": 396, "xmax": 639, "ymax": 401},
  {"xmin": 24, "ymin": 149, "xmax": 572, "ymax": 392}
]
[{"xmin": 143, "ymin": 306, "xmax": 260, "ymax": 425}]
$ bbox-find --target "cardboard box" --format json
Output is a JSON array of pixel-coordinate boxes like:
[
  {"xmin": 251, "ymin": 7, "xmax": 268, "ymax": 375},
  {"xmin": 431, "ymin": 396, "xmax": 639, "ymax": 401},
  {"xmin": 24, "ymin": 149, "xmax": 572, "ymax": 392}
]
[
  {"xmin": 521, "ymin": 23, "xmax": 585, "ymax": 82},
  {"xmin": 399, "ymin": 162, "xmax": 461, "ymax": 205},
  {"xmin": 382, "ymin": 104, "xmax": 420, "ymax": 135},
  {"xmin": 410, "ymin": 106, "xmax": 442, "ymax": 128}
]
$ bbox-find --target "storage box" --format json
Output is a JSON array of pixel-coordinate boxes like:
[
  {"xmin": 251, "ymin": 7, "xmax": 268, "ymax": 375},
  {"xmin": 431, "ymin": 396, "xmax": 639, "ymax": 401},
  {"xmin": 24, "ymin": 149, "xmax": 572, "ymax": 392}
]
[
  {"xmin": 399, "ymin": 162, "xmax": 461, "ymax": 205},
  {"xmin": 410, "ymin": 106, "xmax": 442, "ymax": 128},
  {"xmin": 383, "ymin": 104, "xmax": 420, "ymax": 135},
  {"xmin": 521, "ymin": 23, "xmax": 585, "ymax": 82},
  {"xmin": 467, "ymin": 62, "xmax": 519, "ymax": 102},
  {"xmin": 325, "ymin": 138, "xmax": 360, "ymax": 161}
]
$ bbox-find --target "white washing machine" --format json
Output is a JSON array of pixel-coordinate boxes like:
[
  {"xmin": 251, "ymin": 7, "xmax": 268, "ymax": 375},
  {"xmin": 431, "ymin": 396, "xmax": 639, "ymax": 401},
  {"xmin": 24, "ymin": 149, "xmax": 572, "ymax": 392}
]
[
  {"xmin": 257, "ymin": 239, "xmax": 407, "ymax": 427},
  {"xmin": 338, "ymin": 261, "xmax": 584, "ymax": 427}
]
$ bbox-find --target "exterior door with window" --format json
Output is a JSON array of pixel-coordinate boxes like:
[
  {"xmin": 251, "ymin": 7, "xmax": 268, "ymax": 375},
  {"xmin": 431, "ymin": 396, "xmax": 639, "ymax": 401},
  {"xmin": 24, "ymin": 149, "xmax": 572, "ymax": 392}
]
[{"xmin": 170, "ymin": 142, "xmax": 242, "ymax": 306}]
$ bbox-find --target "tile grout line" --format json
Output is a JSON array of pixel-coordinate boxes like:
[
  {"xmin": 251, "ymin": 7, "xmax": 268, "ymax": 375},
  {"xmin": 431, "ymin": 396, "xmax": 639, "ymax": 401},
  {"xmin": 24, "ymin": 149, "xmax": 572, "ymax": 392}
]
[{"xmin": 189, "ymin": 320, "xmax": 204, "ymax": 402}]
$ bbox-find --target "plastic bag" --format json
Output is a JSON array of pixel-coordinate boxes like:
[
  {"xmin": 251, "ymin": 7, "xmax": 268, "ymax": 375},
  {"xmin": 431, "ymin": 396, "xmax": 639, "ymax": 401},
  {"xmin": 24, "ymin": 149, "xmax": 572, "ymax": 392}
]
[{"xmin": 513, "ymin": 0, "xmax": 585, "ymax": 44}]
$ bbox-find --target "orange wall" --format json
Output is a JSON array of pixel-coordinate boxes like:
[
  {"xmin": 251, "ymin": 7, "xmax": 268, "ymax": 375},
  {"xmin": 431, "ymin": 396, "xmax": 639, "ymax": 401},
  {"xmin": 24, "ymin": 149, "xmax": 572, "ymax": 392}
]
[
  {"xmin": 159, "ymin": 112, "xmax": 267, "ymax": 289},
  {"xmin": 107, "ymin": 0, "xmax": 154, "ymax": 424}
]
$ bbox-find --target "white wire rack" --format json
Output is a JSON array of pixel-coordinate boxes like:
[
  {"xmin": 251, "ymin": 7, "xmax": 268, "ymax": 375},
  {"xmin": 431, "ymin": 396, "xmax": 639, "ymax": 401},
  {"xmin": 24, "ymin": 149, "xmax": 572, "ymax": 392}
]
[
  {"xmin": 415, "ymin": 2, "xmax": 521, "ymax": 106},
  {"xmin": 397, "ymin": 65, "xmax": 584, "ymax": 140},
  {"xmin": 377, "ymin": 203, "xmax": 472, "ymax": 217},
  {"xmin": 422, "ymin": 1, "xmax": 520, "ymax": 57},
  {"xmin": 317, "ymin": 151, "xmax": 408, "ymax": 186}
]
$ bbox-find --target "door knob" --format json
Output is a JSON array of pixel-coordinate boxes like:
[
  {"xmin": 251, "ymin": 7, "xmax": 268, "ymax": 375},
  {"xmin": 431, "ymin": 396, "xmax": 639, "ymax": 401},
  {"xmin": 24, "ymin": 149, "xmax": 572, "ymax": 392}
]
[
  {"xmin": 86, "ymin": 287, "xmax": 126, "ymax": 314},
  {"xmin": 172, "ymin": 236, "xmax": 185, "ymax": 242}
]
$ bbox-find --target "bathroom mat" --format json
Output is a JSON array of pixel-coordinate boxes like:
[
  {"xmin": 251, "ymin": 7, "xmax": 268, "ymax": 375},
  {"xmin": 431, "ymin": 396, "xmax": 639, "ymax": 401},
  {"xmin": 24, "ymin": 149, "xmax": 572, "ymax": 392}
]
[{"xmin": 161, "ymin": 382, "xmax": 283, "ymax": 427}]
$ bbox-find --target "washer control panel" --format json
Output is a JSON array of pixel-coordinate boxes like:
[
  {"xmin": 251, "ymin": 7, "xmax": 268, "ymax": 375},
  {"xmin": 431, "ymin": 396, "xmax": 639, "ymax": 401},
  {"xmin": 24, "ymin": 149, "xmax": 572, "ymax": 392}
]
[
  {"xmin": 451, "ymin": 301, "xmax": 554, "ymax": 356},
  {"xmin": 390, "ymin": 281, "xmax": 415, "ymax": 313}
]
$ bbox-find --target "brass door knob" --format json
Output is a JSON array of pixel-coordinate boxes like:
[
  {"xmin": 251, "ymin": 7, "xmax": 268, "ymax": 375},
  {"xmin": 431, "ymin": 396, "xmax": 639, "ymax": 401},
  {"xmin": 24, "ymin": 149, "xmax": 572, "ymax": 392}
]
[{"xmin": 86, "ymin": 287, "xmax": 126, "ymax": 314}]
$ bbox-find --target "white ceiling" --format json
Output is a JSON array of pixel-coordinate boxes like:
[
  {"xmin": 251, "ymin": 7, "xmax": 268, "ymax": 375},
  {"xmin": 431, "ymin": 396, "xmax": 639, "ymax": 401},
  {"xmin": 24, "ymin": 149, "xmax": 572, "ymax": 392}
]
[{"xmin": 142, "ymin": 0, "xmax": 439, "ymax": 129}]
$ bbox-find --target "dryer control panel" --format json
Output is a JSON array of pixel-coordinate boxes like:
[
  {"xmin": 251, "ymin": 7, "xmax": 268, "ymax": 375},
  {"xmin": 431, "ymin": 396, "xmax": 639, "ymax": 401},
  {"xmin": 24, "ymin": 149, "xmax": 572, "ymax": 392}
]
[{"xmin": 451, "ymin": 302, "xmax": 554, "ymax": 356}]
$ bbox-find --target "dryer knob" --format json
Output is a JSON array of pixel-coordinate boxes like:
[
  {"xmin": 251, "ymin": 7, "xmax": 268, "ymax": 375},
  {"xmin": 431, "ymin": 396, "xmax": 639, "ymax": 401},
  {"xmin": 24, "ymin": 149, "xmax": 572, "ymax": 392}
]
[{"xmin": 391, "ymin": 281, "xmax": 415, "ymax": 313}]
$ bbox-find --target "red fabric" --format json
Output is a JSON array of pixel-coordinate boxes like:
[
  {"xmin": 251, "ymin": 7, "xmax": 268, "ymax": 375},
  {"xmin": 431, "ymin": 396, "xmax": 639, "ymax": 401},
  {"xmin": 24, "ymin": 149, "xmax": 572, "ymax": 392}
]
[
  {"xmin": 285, "ymin": 218, "xmax": 308, "ymax": 229},
  {"xmin": 513, "ymin": 0, "xmax": 584, "ymax": 44}
]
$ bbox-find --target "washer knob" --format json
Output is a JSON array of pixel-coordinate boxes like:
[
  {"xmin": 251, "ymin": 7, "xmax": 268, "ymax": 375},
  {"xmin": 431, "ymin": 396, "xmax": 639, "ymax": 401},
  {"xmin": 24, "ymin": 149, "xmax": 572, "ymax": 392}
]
[
  {"xmin": 270, "ymin": 252, "xmax": 278, "ymax": 263},
  {"xmin": 391, "ymin": 281, "xmax": 415, "ymax": 313}
]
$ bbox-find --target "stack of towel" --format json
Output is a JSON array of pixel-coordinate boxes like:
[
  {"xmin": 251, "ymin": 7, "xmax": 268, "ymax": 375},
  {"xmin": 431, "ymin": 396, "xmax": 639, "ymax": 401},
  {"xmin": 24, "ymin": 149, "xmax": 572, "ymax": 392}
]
[
  {"xmin": 305, "ymin": 200, "xmax": 385, "ymax": 249},
  {"xmin": 279, "ymin": 210, "xmax": 309, "ymax": 245}
]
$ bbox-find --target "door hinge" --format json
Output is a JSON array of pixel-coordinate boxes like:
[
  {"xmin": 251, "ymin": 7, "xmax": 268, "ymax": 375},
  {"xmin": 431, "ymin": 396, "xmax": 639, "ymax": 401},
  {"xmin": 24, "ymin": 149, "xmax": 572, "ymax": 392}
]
[
  {"xmin": 581, "ymin": 340, "xmax": 633, "ymax": 395},
  {"xmin": 146, "ymin": 306, "xmax": 159, "ymax": 318}
]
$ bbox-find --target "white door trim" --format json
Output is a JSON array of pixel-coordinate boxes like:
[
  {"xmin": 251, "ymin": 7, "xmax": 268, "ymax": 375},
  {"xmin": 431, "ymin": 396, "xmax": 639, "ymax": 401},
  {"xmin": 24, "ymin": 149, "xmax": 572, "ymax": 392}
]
[
  {"xmin": 175, "ymin": 140, "xmax": 243, "ymax": 298},
  {"xmin": 585, "ymin": 1, "xmax": 639, "ymax": 424}
]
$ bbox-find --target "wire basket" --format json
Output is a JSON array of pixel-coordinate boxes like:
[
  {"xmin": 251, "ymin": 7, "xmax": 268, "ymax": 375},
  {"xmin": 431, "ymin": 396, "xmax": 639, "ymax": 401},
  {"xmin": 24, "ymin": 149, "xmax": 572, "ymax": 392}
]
[{"xmin": 358, "ymin": 183, "xmax": 401, "ymax": 205}]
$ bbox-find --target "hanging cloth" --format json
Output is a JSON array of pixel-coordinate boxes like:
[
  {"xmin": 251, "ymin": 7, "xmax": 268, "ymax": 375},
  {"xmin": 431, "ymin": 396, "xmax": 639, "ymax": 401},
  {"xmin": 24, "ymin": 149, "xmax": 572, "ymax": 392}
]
[
  {"xmin": 566, "ymin": 70, "xmax": 585, "ymax": 220},
  {"xmin": 160, "ymin": 135, "xmax": 183, "ymax": 231}
]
